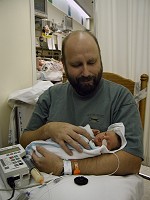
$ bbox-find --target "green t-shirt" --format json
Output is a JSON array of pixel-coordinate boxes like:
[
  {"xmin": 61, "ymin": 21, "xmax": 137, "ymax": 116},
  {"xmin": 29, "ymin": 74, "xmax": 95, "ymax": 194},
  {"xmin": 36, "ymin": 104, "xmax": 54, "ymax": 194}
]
[{"xmin": 25, "ymin": 79, "xmax": 143, "ymax": 159}]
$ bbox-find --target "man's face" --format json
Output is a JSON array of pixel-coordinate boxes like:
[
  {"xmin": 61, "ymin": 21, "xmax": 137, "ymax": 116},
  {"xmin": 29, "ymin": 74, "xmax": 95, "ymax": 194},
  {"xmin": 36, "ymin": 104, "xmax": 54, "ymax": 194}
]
[{"xmin": 64, "ymin": 33, "xmax": 103, "ymax": 96}]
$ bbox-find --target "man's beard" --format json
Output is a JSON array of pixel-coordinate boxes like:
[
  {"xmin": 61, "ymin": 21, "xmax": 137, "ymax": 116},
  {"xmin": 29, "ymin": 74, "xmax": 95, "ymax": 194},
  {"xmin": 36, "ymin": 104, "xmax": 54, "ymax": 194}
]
[{"xmin": 66, "ymin": 69, "xmax": 103, "ymax": 96}]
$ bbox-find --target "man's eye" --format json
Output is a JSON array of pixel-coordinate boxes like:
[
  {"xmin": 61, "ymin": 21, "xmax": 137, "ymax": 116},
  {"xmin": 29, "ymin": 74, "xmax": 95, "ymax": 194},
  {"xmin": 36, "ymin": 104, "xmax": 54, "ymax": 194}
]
[
  {"xmin": 88, "ymin": 60, "xmax": 96, "ymax": 64},
  {"xmin": 71, "ymin": 63, "xmax": 82, "ymax": 67}
]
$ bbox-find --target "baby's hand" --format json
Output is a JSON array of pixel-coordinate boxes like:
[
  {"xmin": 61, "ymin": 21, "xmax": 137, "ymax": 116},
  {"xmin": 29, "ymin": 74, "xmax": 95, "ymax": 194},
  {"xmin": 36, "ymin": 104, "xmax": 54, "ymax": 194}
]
[{"xmin": 92, "ymin": 129, "xmax": 101, "ymax": 136}]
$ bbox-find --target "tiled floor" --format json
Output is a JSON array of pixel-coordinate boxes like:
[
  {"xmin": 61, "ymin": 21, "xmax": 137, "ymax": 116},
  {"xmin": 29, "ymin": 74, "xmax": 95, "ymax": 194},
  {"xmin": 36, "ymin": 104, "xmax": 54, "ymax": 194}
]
[{"xmin": 140, "ymin": 165, "xmax": 150, "ymax": 200}]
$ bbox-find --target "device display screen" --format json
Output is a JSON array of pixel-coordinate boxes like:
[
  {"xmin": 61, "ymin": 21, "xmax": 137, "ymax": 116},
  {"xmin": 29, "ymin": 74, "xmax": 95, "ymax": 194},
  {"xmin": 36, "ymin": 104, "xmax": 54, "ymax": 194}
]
[{"xmin": 0, "ymin": 147, "xmax": 20, "ymax": 155}]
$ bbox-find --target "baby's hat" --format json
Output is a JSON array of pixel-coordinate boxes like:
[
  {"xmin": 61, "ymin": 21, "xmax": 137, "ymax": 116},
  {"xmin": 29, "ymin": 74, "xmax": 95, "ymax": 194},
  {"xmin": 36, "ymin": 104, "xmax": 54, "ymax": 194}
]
[{"xmin": 107, "ymin": 122, "xmax": 127, "ymax": 152}]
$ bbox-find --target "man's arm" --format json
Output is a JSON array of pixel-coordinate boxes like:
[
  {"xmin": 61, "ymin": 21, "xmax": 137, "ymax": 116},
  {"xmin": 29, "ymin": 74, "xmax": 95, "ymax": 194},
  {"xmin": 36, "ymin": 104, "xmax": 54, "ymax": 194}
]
[
  {"xmin": 20, "ymin": 129, "xmax": 46, "ymax": 148},
  {"xmin": 32, "ymin": 146, "xmax": 142, "ymax": 176},
  {"xmin": 74, "ymin": 150, "xmax": 142, "ymax": 175}
]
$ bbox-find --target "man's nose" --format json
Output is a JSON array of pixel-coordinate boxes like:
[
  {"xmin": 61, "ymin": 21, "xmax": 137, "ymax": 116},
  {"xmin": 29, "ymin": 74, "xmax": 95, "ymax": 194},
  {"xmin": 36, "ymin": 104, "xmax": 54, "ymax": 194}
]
[{"xmin": 82, "ymin": 65, "xmax": 90, "ymax": 76}]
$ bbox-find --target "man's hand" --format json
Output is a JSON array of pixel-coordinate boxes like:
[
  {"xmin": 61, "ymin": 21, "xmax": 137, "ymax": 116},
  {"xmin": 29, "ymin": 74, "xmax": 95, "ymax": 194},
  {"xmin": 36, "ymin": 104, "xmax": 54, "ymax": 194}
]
[
  {"xmin": 44, "ymin": 122, "xmax": 92, "ymax": 155},
  {"xmin": 32, "ymin": 146, "xmax": 63, "ymax": 175}
]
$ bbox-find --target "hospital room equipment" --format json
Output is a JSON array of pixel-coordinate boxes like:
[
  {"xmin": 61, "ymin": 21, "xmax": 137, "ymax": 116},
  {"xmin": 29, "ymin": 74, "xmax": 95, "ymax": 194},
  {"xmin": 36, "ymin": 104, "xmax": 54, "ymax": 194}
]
[
  {"xmin": 23, "ymin": 157, "xmax": 44, "ymax": 185},
  {"xmin": 0, "ymin": 144, "xmax": 30, "ymax": 189},
  {"xmin": 0, "ymin": 144, "xmax": 45, "ymax": 200}
]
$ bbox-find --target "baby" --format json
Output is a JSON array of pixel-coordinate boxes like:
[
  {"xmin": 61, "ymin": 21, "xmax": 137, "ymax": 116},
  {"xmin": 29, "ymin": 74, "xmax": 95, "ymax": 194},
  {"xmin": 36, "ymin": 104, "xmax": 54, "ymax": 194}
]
[{"xmin": 26, "ymin": 123, "xmax": 127, "ymax": 160}]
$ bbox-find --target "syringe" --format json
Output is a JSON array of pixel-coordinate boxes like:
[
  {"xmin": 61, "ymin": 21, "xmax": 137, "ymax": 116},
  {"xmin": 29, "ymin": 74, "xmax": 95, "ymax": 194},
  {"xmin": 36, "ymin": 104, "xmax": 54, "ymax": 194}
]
[{"xmin": 23, "ymin": 157, "xmax": 44, "ymax": 185}]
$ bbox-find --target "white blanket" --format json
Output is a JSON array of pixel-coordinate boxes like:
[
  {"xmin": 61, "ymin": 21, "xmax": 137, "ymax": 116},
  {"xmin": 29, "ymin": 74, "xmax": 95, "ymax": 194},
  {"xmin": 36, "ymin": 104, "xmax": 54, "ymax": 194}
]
[
  {"xmin": 0, "ymin": 174, "xmax": 144, "ymax": 200},
  {"xmin": 26, "ymin": 123, "xmax": 127, "ymax": 159},
  {"xmin": 27, "ymin": 175, "xmax": 143, "ymax": 200}
]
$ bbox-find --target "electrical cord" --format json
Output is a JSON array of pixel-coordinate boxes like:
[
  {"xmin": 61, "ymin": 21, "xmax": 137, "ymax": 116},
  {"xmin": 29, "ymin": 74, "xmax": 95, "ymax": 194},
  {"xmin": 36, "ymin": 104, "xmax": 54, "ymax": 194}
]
[
  {"xmin": 7, "ymin": 177, "xmax": 16, "ymax": 200},
  {"xmin": 3, "ymin": 176, "xmax": 62, "ymax": 200},
  {"xmin": 0, "ymin": 175, "xmax": 60, "ymax": 191}
]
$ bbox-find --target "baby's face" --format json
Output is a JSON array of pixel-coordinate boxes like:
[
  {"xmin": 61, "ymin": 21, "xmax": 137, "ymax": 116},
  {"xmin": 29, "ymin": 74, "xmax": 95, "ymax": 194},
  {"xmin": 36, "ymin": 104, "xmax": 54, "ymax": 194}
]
[
  {"xmin": 93, "ymin": 131, "xmax": 120, "ymax": 150},
  {"xmin": 39, "ymin": 60, "xmax": 45, "ymax": 66}
]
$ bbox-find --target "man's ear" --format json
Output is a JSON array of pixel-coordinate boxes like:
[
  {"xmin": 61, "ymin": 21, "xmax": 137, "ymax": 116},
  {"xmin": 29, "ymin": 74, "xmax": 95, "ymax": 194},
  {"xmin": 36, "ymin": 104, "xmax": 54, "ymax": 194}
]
[
  {"xmin": 63, "ymin": 64, "xmax": 66, "ymax": 72},
  {"xmin": 62, "ymin": 62, "xmax": 67, "ymax": 82},
  {"xmin": 61, "ymin": 57, "xmax": 66, "ymax": 71}
]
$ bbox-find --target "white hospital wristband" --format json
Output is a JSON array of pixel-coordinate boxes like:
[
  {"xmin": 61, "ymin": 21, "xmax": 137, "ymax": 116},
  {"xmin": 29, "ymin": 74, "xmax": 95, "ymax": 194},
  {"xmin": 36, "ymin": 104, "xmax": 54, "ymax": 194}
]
[{"xmin": 63, "ymin": 160, "xmax": 72, "ymax": 175}]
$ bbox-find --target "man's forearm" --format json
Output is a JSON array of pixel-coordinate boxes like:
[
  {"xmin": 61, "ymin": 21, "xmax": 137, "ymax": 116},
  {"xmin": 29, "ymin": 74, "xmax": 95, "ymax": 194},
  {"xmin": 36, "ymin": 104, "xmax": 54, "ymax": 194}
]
[
  {"xmin": 20, "ymin": 125, "xmax": 48, "ymax": 148},
  {"xmin": 71, "ymin": 151, "xmax": 142, "ymax": 176}
]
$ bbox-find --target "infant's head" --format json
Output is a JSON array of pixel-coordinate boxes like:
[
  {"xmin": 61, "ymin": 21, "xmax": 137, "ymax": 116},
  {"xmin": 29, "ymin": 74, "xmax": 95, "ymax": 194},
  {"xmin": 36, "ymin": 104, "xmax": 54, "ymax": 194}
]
[{"xmin": 93, "ymin": 131, "xmax": 121, "ymax": 150}]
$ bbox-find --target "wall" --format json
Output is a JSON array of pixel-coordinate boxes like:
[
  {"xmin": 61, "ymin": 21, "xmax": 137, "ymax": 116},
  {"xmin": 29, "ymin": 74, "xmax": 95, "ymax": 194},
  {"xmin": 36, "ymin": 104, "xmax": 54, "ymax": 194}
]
[{"xmin": 0, "ymin": 0, "xmax": 35, "ymax": 147}]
